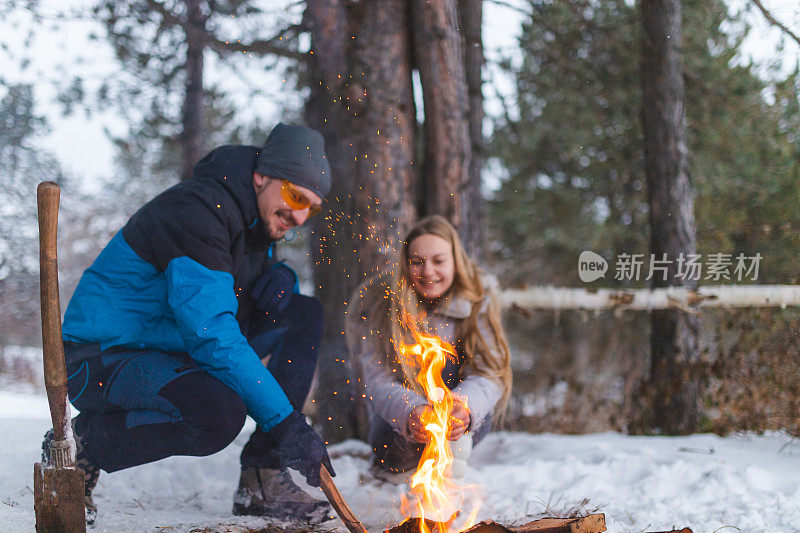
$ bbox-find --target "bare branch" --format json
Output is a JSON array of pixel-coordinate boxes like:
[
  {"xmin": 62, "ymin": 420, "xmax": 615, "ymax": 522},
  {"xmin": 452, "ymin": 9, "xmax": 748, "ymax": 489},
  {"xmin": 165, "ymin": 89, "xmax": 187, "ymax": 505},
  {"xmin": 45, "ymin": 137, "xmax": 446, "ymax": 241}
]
[
  {"xmin": 207, "ymin": 25, "xmax": 307, "ymax": 61},
  {"xmin": 484, "ymin": 0, "xmax": 531, "ymax": 17},
  {"xmin": 143, "ymin": 0, "xmax": 184, "ymax": 29},
  {"xmin": 750, "ymin": 0, "xmax": 800, "ymax": 48},
  {"xmin": 142, "ymin": 0, "xmax": 307, "ymax": 61}
]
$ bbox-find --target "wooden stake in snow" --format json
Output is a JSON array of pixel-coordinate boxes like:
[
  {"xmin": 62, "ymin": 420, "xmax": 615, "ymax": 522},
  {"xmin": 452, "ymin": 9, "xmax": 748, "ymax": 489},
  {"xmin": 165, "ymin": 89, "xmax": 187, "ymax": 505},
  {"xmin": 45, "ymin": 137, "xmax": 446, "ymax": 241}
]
[{"xmin": 34, "ymin": 181, "xmax": 86, "ymax": 533}]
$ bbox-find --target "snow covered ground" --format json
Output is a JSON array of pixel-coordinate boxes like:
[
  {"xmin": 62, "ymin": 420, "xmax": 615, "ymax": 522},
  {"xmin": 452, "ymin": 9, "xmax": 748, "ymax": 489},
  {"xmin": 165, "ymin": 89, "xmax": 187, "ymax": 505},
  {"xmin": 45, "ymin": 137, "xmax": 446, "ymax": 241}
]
[{"xmin": 1, "ymin": 388, "xmax": 799, "ymax": 532}]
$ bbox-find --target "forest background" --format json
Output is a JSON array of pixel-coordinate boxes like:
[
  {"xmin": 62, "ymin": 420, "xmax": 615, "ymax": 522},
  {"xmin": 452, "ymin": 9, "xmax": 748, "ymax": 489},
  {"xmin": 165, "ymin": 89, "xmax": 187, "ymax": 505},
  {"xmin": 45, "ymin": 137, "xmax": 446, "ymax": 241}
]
[{"xmin": 1, "ymin": 0, "xmax": 800, "ymax": 442}]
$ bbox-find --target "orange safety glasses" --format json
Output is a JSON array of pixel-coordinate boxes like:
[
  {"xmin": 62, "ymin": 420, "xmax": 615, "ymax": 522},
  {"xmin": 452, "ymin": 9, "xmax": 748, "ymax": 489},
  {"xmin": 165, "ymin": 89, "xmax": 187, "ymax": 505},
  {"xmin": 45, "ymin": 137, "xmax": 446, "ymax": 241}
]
[{"xmin": 280, "ymin": 180, "xmax": 322, "ymax": 218}]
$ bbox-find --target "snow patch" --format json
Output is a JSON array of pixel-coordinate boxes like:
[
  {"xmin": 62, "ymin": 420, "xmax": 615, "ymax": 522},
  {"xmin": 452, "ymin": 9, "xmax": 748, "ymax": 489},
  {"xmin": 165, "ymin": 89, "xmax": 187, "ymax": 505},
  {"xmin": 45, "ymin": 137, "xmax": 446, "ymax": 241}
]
[{"xmin": 1, "ymin": 392, "xmax": 799, "ymax": 532}]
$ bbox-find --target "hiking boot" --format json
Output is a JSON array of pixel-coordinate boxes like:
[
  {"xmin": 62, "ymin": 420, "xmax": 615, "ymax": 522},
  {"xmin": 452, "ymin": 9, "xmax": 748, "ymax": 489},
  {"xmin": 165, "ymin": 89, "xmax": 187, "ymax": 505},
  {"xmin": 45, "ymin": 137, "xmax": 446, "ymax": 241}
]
[
  {"xmin": 42, "ymin": 418, "xmax": 101, "ymax": 525},
  {"xmin": 232, "ymin": 467, "xmax": 334, "ymax": 523}
]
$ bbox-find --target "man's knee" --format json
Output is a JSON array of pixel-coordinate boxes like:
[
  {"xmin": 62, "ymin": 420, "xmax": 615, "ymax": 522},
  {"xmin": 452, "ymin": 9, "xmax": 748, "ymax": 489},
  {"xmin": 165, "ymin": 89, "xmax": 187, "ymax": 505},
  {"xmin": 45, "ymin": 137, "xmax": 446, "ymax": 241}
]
[
  {"xmin": 161, "ymin": 372, "xmax": 247, "ymax": 456},
  {"xmin": 282, "ymin": 295, "xmax": 324, "ymax": 359},
  {"xmin": 286, "ymin": 294, "xmax": 323, "ymax": 331},
  {"xmin": 247, "ymin": 294, "xmax": 323, "ymax": 355}
]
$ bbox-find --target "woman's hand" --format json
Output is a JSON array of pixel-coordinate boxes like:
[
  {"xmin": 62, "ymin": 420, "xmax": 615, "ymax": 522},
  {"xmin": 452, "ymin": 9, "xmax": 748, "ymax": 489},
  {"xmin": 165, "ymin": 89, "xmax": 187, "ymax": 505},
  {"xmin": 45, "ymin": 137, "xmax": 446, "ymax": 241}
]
[
  {"xmin": 408, "ymin": 398, "xmax": 472, "ymax": 443},
  {"xmin": 447, "ymin": 397, "xmax": 471, "ymax": 441},
  {"xmin": 407, "ymin": 405, "xmax": 432, "ymax": 443}
]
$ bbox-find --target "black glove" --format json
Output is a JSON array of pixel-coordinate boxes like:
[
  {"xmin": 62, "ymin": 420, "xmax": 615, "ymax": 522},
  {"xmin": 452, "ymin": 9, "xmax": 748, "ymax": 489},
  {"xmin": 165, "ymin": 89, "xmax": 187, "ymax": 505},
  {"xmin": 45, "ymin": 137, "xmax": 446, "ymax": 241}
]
[
  {"xmin": 266, "ymin": 410, "xmax": 335, "ymax": 487},
  {"xmin": 252, "ymin": 263, "xmax": 297, "ymax": 316}
]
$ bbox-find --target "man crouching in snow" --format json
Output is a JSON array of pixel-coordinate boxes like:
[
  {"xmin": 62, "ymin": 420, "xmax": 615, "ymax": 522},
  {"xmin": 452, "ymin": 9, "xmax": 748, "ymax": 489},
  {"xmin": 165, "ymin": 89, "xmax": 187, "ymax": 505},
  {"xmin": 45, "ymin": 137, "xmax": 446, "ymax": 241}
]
[{"xmin": 42, "ymin": 123, "xmax": 336, "ymax": 524}]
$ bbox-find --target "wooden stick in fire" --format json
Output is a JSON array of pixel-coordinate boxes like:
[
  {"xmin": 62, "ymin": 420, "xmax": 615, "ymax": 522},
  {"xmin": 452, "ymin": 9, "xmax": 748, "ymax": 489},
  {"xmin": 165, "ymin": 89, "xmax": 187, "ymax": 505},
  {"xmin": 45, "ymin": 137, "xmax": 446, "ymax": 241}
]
[{"xmin": 319, "ymin": 464, "xmax": 368, "ymax": 533}]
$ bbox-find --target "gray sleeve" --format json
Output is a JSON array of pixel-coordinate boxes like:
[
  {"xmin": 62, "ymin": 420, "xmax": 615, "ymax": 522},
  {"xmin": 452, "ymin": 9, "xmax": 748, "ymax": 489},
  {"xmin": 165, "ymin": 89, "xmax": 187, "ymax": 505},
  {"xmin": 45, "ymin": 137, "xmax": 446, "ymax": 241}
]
[
  {"xmin": 345, "ymin": 277, "xmax": 428, "ymax": 439},
  {"xmin": 451, "ymin": 292, "xmax": 504, "ymax": 426},
  {"xmin": 362, "ymin": 346, "xmax": 428, "ymax": 439},
  {"xmin": 452, "ymin": 375, "xmax": 502, "ymax": 427}
]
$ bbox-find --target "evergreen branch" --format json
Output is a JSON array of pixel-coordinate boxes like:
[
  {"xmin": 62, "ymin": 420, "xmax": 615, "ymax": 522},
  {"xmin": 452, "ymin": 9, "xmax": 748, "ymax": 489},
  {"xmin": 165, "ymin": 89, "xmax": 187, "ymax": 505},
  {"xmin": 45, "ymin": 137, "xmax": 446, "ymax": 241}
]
[
  {"xmin": 486, "ymin": 70, "xmax": 520, "ymax": 142},
  {"xmin": 750, "ymin": 0, "xmax": 800, "ymax": 48}
]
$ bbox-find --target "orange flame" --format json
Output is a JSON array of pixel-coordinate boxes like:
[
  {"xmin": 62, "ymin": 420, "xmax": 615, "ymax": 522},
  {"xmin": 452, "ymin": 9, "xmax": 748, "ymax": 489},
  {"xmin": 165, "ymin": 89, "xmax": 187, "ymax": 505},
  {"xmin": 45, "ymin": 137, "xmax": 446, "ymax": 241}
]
[{"xmin": 397, "ymin": 327, "xmax": 481, "ymax": 533}]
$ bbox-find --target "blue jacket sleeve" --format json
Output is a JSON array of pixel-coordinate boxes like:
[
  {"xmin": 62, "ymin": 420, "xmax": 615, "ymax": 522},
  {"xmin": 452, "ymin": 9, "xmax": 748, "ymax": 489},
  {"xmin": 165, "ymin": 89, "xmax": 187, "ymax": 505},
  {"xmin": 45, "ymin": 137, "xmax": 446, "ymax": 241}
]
[{"xmin": 166, "ymin": 256, "xmax": 294, "ymax": 432}]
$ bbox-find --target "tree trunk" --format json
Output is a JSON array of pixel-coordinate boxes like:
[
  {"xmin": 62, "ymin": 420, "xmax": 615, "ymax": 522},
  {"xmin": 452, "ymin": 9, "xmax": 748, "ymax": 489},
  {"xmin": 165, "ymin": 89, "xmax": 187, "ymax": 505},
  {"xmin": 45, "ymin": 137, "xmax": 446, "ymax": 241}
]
[
  {"xmin": 457, "ymin": 0, "xmax": 485, "ymax": 258},
  {"xmin": 410, "ymin": 0, "xmax": 471, "ymax": 232},
  {"xmin": 639, "ymin": 0, "xmax": 700, "ymax": 435},
  {"xmin": 306, "ymin": 0, "xmax": 417, "ymax": 442},
  {"xmin": 305, "ymin": 0, "xmax": 482, "ymax": 444},
  {"xmin": 180, "ymin": 0, "xmax": 206, "ymax": 181}
]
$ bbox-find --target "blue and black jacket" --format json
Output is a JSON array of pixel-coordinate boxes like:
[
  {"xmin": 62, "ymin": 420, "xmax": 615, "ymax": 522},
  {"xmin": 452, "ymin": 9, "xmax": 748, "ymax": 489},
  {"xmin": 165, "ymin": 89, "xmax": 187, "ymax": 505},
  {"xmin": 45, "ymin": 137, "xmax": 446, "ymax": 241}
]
[{"xmin": 62, "ymin": 145, "xmax": 294, "ymax": 432}]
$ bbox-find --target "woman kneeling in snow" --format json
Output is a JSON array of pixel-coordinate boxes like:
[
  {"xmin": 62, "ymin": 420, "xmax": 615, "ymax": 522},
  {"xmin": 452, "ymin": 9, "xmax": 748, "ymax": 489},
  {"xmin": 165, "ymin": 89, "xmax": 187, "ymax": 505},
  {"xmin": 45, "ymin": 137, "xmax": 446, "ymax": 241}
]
[{"xmin": 346, "ymin": 215, "xmax": 513, "ymax": 482}]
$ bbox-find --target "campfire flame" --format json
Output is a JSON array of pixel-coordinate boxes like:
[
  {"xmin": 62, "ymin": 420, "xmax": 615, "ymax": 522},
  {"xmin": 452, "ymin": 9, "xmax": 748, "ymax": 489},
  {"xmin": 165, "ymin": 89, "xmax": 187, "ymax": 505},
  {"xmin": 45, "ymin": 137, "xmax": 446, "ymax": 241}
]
[{"xmin": 397, "ymin": 327, "xmax": 482, "ymax": 533}]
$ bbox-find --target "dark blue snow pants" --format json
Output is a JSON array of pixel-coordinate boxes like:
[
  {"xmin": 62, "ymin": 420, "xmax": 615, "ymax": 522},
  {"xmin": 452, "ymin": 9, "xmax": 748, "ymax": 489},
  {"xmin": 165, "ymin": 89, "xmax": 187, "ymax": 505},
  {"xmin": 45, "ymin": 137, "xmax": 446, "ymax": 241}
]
[{"xmin": 65, "ymin": 294, "xmax": 323, "ymax": 473}]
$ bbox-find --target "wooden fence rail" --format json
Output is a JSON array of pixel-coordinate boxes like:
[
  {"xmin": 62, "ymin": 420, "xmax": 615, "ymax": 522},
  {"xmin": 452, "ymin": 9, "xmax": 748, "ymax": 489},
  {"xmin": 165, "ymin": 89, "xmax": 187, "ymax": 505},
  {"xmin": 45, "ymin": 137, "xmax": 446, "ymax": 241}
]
[{"xmin": 498, "ymin": 285, "xmax": 800, "ymax": 312}]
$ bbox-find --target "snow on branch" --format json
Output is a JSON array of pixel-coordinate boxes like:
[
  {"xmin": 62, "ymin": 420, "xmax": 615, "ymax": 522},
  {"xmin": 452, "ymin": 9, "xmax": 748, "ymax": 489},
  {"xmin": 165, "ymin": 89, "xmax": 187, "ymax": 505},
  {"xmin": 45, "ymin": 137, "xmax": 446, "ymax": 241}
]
[{"xmin": 499, "ymin": 285, "xmax": 800, "ymax": 312}]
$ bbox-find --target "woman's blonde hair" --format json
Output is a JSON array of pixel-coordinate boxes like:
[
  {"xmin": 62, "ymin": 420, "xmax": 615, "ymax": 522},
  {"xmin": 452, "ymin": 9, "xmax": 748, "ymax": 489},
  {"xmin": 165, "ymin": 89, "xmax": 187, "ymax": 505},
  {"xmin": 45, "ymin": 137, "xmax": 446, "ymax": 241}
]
[{"xmin": 351, "ymin": 215, "xmax": 512, "ymax": 417}]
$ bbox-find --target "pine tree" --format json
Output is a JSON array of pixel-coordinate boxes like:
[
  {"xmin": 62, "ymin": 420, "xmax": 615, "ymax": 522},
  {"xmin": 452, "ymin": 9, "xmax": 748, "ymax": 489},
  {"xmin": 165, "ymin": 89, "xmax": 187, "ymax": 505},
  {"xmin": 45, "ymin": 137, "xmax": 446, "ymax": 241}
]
[
  {"xmin": 640, "ymin": 0, "xmax": 699, "ymax": 435},
  {"xmin": 489, "ymin": 0, "xmax": 800, "ymax": 433},
  {"xmin": 489, "ymin": 0, "xmax": 647, "ymax": 286},
  {"xmin": 304, "ymin": 0, "xmax": 484, "ymax": 441},
  {"xmin": 0, "ymin": 85, "xmax": 62, "ymax": 345},
  {"xmin": 490, "ymin": 0, "xmax": 800, "ymax": 286},
  {"xmin": 67, "ymin": 0, "xmax": 305, "ymax": 181},
  {"xmin": 0, "ymin": 85, "xmax": 61, "ymax": 279}
]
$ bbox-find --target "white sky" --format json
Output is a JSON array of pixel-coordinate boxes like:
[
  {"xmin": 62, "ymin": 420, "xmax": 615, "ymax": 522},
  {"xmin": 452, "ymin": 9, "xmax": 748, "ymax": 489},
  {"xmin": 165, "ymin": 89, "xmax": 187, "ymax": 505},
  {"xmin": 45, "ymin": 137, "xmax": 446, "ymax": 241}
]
[{"xmin": 0, "ymin": 0, "xmax": 797, "ymax": 191}]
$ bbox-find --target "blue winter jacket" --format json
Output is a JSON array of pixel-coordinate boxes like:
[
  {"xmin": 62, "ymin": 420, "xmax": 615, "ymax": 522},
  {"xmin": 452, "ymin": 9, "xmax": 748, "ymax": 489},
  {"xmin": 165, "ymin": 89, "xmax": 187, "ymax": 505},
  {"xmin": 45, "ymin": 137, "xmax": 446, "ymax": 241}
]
[{"xmin": 62, "ymin": 145, "xmax": 294, "ymax": 432}]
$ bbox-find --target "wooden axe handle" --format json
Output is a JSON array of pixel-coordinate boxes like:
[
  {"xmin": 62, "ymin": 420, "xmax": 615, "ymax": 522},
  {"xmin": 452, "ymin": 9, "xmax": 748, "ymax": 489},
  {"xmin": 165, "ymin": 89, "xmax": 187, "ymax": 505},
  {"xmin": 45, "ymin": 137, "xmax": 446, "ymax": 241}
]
[
  {"xmin": 319, "ymin": 464, "xmax": 368, "ymax": 533},
  {"xmin": 38, "ymin": 181, "xmax": 71, "ymax": 446}
]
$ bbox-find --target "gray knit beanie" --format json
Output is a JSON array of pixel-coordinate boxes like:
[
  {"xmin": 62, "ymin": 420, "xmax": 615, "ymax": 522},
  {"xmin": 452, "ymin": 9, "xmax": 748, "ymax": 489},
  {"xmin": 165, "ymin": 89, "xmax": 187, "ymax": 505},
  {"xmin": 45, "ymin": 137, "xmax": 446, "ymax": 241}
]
[{"xmin": 254, "ymin": 123, "xmax": 332, "ymax": 200}]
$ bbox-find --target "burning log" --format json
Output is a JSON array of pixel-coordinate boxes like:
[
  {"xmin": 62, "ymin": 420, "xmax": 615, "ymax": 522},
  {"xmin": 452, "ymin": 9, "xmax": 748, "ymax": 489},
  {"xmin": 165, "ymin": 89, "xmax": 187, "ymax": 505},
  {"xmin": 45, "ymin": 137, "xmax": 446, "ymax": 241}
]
[
  {"xmin": 384, "ymin": 514, "xmax": 697, "ymax": 533},
  {"xmin": 386, "ymin": 514, "xmax": 608, "ymax": 533}
]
